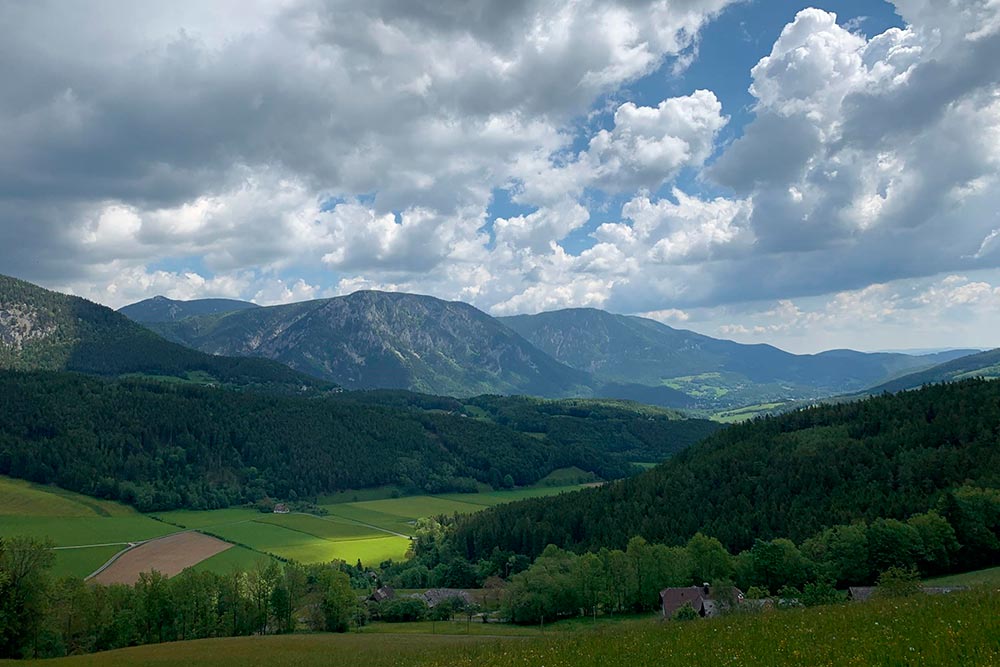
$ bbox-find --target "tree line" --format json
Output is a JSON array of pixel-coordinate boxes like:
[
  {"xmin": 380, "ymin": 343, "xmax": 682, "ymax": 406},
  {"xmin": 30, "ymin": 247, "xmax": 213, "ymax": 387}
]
[{"xmin": 0, "ymin": 537, "xmax": 363, "ymax": 659}]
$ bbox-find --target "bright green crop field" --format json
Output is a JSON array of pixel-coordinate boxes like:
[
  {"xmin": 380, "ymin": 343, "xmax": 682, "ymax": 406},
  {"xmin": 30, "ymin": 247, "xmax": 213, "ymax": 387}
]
[{"xmin": 4, "ymin": 588, "xmax": 996, "ymax": 667}]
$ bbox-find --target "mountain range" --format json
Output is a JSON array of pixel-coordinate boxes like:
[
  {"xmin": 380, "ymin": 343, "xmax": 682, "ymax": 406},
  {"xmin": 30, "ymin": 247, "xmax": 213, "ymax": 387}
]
[
  {"xmin": 2, "ymin": 274, "xmax": 989, "ymax": 410},
  {"xmin": 122, "ymin": 290, "xmax": 981, "ymax": 409},
  {"xmin": 0, "ymin": 274, "xmax": 329, "ymax": 392}
]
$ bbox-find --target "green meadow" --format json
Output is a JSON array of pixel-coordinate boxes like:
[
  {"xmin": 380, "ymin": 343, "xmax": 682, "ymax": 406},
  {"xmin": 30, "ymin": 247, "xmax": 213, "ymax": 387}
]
[
  {"xmin": 50, "ymin": 545, "xmax": 127, "ymax": 578},
  {"xmin": 925, "ymin": 565, "xmax": 1000, "ymax": 587},
  {"xmin": 2, "ymin": 474, "xmax": 595, "ymax": 577},
  {"xmin": 0, "ymin": 476, "xmax": 181, "ymax": 577},
  {"xmin": 4, "ymin": 588, "xmax": 996, "ymax": 667}
]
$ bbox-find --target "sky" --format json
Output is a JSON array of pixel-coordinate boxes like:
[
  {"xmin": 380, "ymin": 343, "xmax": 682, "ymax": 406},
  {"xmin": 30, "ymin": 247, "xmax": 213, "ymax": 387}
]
[{"xmin": 2, "ymin": 0, "xmax": 999, "ymax": 353}]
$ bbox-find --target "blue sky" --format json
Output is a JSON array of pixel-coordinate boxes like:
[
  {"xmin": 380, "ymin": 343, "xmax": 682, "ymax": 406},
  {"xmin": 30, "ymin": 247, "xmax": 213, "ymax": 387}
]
[{"xmin": 2, "ymin": 0, "xmax": 999, "ymax": 352}]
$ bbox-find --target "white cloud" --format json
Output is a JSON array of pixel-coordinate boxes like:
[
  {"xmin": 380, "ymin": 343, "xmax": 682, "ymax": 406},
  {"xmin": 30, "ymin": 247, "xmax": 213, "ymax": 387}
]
[{"xmin": 514, "ymin": 90, "xmax": 728, "ymax": 204}]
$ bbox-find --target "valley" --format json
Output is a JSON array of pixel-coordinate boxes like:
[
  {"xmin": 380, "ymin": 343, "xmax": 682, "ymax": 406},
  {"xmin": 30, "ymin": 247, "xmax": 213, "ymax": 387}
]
[{"xmin": 0, "ymin": 474, "xmax": 593, "ymax": 582}]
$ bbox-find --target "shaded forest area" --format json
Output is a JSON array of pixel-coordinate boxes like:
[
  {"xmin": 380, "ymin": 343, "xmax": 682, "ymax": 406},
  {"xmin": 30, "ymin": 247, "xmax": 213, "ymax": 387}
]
[
  {"xmin": 0, "ymin": 372, "xmax": 715, "ymax": 511},
  {"xmin": 449, "ymin": 379, "xmax": 1000, "ymax": 571}
]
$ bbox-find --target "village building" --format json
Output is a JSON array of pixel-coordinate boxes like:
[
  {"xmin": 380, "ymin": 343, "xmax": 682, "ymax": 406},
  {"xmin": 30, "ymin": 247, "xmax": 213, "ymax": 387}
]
[
  {"xmin": 368, "ymin": 586, "xmax": 396, "ymax": 603},
  {"xmin": 659, "ymin": 584, "xmax": 745, "ymax": 619},
  {"xmin": 420, "ymin": 588, "xmax": 474, "ymax": 608},
  {"xmin": 272, "ymin": 503, "xmax": 290, "ymax": 514}
]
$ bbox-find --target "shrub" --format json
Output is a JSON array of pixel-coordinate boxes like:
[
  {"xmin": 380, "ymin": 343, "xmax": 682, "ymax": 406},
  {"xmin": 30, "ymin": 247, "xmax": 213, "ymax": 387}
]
[
  {"xmin": 378, "ymin": 597, "xmax": 429, "ymax": 622},
  {"xmin": 874, "ymin": 566, "xmax": 922, "ymax": 598},
  {"xmin": 673, "ymin": 602, "xmax": 699, "ymax": 621}
]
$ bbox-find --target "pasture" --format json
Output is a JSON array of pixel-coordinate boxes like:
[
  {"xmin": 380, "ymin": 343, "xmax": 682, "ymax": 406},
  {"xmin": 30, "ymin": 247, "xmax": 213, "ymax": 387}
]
[
  {"xmin": 3, "ymin": 474, "xmax": 594, "ymax": 578},
  {"xmin": 0, "ymin": 476, "xmax": 137, "ymax": 518},
  {"xmin": 152, "ymin": 483, "xmax": 595, "ymax": 569},
  {"xmin": 925, "ymin": 565, "xmax": 1000, "ymax": 587}
]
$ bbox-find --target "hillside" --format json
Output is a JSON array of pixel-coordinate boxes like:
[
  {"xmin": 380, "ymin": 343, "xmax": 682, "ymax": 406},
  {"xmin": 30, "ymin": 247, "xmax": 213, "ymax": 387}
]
[
  {"xmin": 0, "ymin": 275, "xmax": 329, "ymax": 391},
  {"xmin": 864, "ymin": 347, "xmax": 1000, "ymax": 394},
  {"xmin": 142, "ymin": 291, "xmax": 591, "ymax": 397},
  {"xmin": 0, "ymin": 371, "xmax": 716, "ymax": 511},
  {"xmin": 449, "ymin": 378, "xmax": 1000, "ymax": 563},
  {"xmin": 119, "ymin": 295, "xmax": 259, "ymax": 323},
  {"xmin": 500, "ymin": 308, "xmax": 976, "ymax": 408}
]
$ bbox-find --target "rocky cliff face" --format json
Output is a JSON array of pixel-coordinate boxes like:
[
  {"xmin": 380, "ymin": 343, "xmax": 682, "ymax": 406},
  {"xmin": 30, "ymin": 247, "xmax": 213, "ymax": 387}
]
[{"xmin": 0, "ymin": 304, "xmax": 57, "ymax": 350}]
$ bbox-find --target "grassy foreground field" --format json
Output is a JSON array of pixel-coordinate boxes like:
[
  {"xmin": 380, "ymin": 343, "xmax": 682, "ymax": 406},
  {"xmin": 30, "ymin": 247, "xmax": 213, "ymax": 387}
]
[{"xmin": 6, "ymin": 589, "xmax": 996, "ymax": 667}]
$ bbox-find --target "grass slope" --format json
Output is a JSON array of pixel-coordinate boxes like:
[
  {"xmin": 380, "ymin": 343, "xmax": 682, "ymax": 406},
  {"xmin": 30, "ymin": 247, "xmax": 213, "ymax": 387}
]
[
  {"xmin": 5, "ymin": 589, "xmax": 996, "ymax": 667},
  {"xmin": 925, "ymin": 566, "xmax": 1000, "ymax": 587},
  {"xmin": 0, "ymin": 477, "xmax": 134, "ymax": 518}
]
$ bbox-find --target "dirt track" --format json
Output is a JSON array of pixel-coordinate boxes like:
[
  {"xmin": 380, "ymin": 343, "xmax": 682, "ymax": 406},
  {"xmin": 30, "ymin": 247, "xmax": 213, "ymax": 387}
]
[{"xmin": 92, "ymin": 532, "xmax": 233, "ymax": 585}]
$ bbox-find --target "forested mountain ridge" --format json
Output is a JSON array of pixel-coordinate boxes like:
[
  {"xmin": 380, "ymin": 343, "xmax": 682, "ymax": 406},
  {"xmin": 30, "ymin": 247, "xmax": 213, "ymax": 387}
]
[
  {"xmin": 500, "ymin": 308, "xmax": 977, "ymax": 408},
  {"xmin": 0, "ymin": 275, "xmax": 330, "ymax": 391},
  {"xmin": 863, "ymin": 347, "xmax": 1000, "ymax": 394},
  {"xmin": 142, "ymin": 290, "xmax": 592, "ymax": 397},
  {"xmin": 448, "ymin": 378, "xmax": 1000, "ymax": 562},
  {"xmin": 119, "ymin": 295, "xmax": 259, "ymax": 323},
  {"xmin": 0, "ymin": 371, "xmax": 717, "ymax": 511}
]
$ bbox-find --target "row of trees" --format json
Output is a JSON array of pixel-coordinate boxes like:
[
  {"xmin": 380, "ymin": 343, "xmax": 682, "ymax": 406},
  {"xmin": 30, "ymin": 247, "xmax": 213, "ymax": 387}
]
[
  {"xmin": 500, "ymin": 496, "xmax": 995, "ymax": 624},
  {"xmin": 0, "ymin": 538, "xmax": 361, "ymax": 660}
]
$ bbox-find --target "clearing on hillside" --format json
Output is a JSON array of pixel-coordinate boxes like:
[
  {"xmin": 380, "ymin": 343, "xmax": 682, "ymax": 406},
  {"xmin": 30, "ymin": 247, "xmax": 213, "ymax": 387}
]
[{"xmin": 92, "ymin": 532, "xmax": 233, "ymax": 585}]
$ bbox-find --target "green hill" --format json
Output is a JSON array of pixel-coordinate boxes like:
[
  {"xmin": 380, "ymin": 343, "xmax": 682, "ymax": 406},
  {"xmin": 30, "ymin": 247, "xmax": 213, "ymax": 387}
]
[
  {"xmin": 449, "ymin": 378, "xmax": 1000, "ymax": 563},
  {"xmin": 140, "ymin": 291, "xmax": 592, "ymax": 397},
  {"xmin": 864, "ymin": 347, "xmax": 1000, "ymax": 394},
  {"xmin": 0, "ymin": 275, "xmax": 329, "ymax": 391}
]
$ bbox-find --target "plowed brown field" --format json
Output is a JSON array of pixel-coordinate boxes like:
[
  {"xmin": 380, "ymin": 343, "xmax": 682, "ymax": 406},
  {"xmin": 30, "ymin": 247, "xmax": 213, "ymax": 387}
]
[{"xmin": 92, "ymin": 531, "xmax": 233, "ymax": 585}]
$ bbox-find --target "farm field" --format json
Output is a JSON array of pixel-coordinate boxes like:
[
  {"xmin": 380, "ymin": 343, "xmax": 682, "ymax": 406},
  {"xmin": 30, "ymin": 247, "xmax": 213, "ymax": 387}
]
[
  {"xmin": 193, "ymin": 544, "xmax": 278, "ymax": 574},
  {"xmin": 4, "ymin": 588, "xmax": 996, "ymax": 667},
  {"xmin": 3, "ymin": 475, "xmax": 595, "ymax": 578},
  {"xmin": 51, "ymin": 545, "xmax": 127, "ymax": 579},
  {"xmin": 0, "ymin": 515, "xmax": 178, "ymax": 547},
  {"xmin": 92, "ymin": 532, "xmax": 234, "ymax": 585}
]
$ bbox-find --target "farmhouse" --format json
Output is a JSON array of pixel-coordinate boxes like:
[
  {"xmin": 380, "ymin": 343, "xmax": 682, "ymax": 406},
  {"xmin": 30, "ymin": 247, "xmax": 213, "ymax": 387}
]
[
  {"xmin": 660, "ymin": 584, "xmax": 745, "ymax": 619},
  {"xmin": 273, "ymin": 503, "xmax": 290, "ymax": 514},
  {"xmin": 369, "ymin": 586, "xmax": 396, "ymax": 603},
  {"xmin": 420, "ymin": 588, "xmax": 474, "ymax": 608}
]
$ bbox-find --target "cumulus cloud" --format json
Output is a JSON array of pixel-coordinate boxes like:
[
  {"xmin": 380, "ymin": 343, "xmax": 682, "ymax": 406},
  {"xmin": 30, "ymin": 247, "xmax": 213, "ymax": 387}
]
[
  {"xmin": 515, "ymin": 90, "xmax": 728, "ymax": 203},
  {"xmin": 3, "ymin": 0, "xmax": 1000, "ymax": 353}
]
